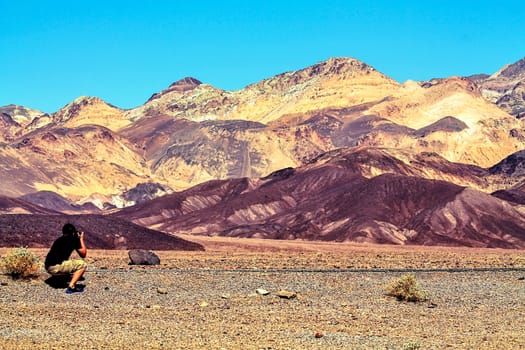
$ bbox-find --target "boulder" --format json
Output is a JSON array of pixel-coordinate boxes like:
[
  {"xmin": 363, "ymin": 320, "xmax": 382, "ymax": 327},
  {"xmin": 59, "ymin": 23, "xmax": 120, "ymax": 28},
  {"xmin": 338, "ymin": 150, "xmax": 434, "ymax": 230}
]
[
  {"xmin": 277, "ymin": 290, "xmax": 297, "ymax": 299},
  {"xmin": 128, "ymin": 249, "xmax": 160, "ymax": 265}
]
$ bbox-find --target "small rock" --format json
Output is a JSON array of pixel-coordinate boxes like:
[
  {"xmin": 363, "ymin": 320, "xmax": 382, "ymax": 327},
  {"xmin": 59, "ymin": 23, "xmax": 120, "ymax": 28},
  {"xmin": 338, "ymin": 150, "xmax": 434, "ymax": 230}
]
[
  {"xmin": 221, "ymin": 294, "xmax": 231, "ymax": 299},
  {"xmin": 1, "ymin": 282, "xmax": 8, "ymax": 286},
  {"xmin": 157, "ymin": 287, "xmax": 168, "ymax": 294},
  {"xmin": 152, "ymin": 305, "xmax": 161, "ymax": 310},
  {"xmin": 315, "ymin": 332, "xmax": 323, "ymax": 338},
  {"xmin": 256, "ymin": 288, "xmax": 270, "ymax": 295},
  {"xmin": 128, "ymin": 249, "xmax": 160, "ymax": 265},
  {"xmin": 428, "ymin": 302, "xmax": 438, "ymax": 308},
  {"xmin": 277, "ymin": 290, "xmax": 297, "ymax": 299},
  {"xmin": 200, "ymin": 301, "xmax": 209, "ymax": 307},
  {"xmin": 518, "ymin": 276, "xmax": 525, "ymax": 281}
]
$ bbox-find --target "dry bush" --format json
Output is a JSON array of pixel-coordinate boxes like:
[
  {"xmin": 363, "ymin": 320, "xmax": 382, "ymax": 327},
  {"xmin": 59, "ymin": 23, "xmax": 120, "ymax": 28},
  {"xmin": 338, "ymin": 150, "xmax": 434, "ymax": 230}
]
[
  {"xmin": 0, "ymin": 247, "xmax": 41, "ymax": 279},
  {"xmin": 402, "ymin": 341, "xmax": 422, "ymax": 350},
  {"xmin": 386, "ymin": 273, "xmax": 427, "ymax": 302}
]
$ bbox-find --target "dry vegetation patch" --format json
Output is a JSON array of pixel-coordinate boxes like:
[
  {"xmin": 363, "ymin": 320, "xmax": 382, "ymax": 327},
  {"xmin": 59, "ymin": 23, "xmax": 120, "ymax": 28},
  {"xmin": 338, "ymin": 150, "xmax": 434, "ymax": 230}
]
[
  {"xmin": 386, "ymin": 273, "xmax": 428, "ymax": 302},
  {"xmin": 0, "ymin": 247, "xmax": 41, "ymax": 279}
]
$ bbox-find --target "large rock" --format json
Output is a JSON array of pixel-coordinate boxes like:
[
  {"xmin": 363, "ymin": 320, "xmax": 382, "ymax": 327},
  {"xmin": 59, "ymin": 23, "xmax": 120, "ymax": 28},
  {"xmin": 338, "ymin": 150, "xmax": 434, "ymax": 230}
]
[{"xmin": 128, "ymin": 249, "xmax": 160, "ymax": 265}]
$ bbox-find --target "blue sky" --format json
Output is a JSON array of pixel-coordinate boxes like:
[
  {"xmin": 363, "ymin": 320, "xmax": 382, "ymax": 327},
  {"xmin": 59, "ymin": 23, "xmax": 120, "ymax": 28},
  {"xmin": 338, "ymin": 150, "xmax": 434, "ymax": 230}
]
[{"xmin": 1, "ymin": 0, "xmax": 524, "ymax": 113}]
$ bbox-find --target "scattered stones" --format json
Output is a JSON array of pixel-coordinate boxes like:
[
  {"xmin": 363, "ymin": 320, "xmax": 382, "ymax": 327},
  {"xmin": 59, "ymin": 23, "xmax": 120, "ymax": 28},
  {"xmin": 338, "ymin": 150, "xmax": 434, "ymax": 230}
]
[
  {"xmin": 277, "ymin": 290, "xmax": 297, "ymax": 299},
  {"xmin": 256, "ymin": 288, "xmax": 270, "ymax": 295},
  {"xmin": 157, "ymin": 287, "xmax": 168, "ymax": 294},
  {"xmin": 128, "ymin": 249, "xmax": 160, "ymax": 265}
]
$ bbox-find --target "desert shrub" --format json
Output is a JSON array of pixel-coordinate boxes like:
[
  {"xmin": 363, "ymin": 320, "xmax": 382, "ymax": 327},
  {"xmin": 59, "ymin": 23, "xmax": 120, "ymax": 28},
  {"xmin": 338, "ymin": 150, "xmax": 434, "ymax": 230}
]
[
  {"xmin": 386, "ymin": 273, "xmax": 427, "ymax": 302},
  {"xmin": 402, "ymin": 341, "xmax": 421, "ymax": 350},
  {"xmin": 0, "ymin": 247, "xmax": 41, "ymax": 279}
]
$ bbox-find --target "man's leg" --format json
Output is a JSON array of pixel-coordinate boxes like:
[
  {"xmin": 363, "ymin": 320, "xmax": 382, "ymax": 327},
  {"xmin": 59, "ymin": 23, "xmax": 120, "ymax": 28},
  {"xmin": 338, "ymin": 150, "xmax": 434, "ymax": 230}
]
[{"xmin": 69, "ymin": 266, "xmax": 86, "ymax": 289}]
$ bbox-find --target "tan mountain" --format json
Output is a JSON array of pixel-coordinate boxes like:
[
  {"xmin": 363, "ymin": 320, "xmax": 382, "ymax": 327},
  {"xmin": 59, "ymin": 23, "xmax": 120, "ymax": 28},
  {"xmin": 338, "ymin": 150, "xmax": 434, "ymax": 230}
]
[
  {"xmin": 125, "ymin": 57, "xmax": 400, "ymax": 124},
  {"xmin": 0, "ymin": 124, "xmax": 151, "ymax": 200},
  {"xmin": 358, "ymin": 77, "xmax": 525, "ymax": 167},
  {"xmin": 111, "ymin": 57, "xmax": 525, "ymax": 194},
  {"xmin": 0, "ymin": 104, "xmax": 44, "ymax": 126},
  {"xmin": 1, "ymin": 56, "xmax": 525, "ymax": 217},
  {"xmin": 52, "ymin": 96, "xmax": 131, "ymax": 130},
  {"xmin": 0, "ymin": 105, "xmax": 45, "ymax": 142}
]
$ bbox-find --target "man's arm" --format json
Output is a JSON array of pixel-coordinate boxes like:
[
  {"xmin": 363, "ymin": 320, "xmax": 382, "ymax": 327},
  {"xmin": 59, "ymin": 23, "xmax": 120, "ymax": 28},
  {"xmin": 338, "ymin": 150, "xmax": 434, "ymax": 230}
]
[{"xmin": 76, "ymin": 232, "xmax": 87, "ymax": 258}]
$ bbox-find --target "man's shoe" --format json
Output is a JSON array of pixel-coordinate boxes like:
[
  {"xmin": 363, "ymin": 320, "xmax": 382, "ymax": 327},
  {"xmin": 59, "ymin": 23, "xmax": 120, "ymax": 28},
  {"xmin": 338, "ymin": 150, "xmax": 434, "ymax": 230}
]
[{"xmin": 66, "ymin": 286, "xmax": 84, "ymax": 294}]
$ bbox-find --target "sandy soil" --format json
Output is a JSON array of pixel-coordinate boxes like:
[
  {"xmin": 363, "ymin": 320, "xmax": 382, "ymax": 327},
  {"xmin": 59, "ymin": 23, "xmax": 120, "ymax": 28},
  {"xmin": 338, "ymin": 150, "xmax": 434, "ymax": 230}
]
[{"xmin": 1, "ymin": 237, "xmax": 524, "ymax": 349}]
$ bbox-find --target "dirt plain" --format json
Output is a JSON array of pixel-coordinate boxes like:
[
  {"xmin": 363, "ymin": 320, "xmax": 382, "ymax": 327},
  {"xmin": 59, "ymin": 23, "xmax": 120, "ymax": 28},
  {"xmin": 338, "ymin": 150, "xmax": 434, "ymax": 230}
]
[{"xmin": 1, "ymin": 236, "xmax": 525, "ymax": 349}]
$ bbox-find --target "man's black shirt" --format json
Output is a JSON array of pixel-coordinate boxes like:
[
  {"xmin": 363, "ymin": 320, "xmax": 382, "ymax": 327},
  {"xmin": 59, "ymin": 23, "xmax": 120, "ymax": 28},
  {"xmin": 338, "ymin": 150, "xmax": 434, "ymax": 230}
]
[{"xmin": 45, "ymin": 235, "xmax": 81, "ymax": 268}]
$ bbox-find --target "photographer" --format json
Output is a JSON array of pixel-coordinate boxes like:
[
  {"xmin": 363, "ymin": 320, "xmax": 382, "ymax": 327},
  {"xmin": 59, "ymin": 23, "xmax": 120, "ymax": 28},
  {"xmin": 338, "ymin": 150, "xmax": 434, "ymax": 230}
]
[{"xmin": 45, "ymin": 223, "xmax": 87, "ymax": 294}]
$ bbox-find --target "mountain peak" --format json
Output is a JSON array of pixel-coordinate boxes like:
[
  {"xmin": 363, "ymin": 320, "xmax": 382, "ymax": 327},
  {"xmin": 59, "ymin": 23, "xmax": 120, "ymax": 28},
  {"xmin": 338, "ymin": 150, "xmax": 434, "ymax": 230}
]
[
  {"xmin": 52, "ymin": 95, "xmax": 126, "ymax": 129},
  {"xmin": 59, "ymin": 96, "xmax": 113, "ymax": 115},
  {"xmin": 70, "ymin": 96, "xmax": 104, "ymax": 106},
  {"xmin": 248, "ymin": 57, "xmax": 382, "ymax": 94},
  {"xmin": 498, "ymin": 56, "xmax": 525, "ymax": 80},
  {"xmin": 169, "ymin": 77, "xmax": 202, "ymax": 89},
  {"xmin": 148, "ymin": 77, "xmax": 203, "ymax": 102},
  {"xmin": 490, "ymin": 56, "xmax": 525, "ymax": 81},
  {"xmin": 307, "ymin": 57, "xmax": 373, "ymax": 76}
]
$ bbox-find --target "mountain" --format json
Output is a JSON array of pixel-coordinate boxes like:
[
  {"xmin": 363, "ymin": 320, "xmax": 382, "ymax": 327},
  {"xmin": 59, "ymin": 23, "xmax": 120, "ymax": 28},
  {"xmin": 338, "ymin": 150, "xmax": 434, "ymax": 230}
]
[
  {"xmin": 0, "ymin": 124, "xmax": 151, "ymax": 199},
  {"xmin": 125, "ymin": 58, "xmax": 400, "ymax": 124},
  {"xmin": 113, "ymin": 58, "xmax": 525, "ymax": 192},
  {"xmin": 3, "ymin": 57, "xmax": 525, "ymax": 198},
  {"xmin": 0, "ymin": 104, "xmax": 44, "ymax": 126},
  {"xmin": 113, "ymin": 149, "xmax": 525, "ymax": 248},
  {"xmin": 477, "ymin": 56, "xmax": 525, "ymax": 118},
  {"xmin": 2, "ymin": 56, "xmax": 525, "ymax": 248},
  {"xmin": 52, "ymin": 96, "xmax": 131, "ymax": 130},
  {"xmin": 0, "ymin": 105, "xmax": 46, "ymax": 142}
]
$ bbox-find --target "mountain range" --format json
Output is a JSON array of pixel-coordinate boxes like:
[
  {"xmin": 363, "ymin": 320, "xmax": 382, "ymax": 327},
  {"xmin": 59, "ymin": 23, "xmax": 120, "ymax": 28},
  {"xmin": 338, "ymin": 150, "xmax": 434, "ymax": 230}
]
[{"xmin": 1, "ymin": 56, "xmax": 525, "ymax": 248}]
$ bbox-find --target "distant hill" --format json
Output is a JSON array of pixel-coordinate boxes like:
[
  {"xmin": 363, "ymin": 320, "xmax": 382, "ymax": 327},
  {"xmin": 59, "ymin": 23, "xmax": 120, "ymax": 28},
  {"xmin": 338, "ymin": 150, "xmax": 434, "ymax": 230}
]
[
  {"xmin": 0, "ymin": 195, "xmax": 203, "ymax": 250},
  {"xmin": 113, "ymin": 148, "xmax": 525, "ymax": 248}
]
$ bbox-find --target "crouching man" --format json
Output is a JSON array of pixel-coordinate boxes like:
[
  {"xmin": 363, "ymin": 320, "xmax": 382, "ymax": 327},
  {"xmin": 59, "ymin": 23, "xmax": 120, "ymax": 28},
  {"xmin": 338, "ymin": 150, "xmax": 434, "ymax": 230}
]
[{"xmin": 45, "ymin": 223, "xmax": 87, "ymax": 294}]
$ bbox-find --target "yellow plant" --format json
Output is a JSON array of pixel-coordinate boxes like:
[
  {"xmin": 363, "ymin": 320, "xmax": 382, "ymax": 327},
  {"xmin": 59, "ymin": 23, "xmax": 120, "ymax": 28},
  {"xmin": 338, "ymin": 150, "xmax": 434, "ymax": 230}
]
[
  {"xmin": 386, "ymin": 273, "xmax": 427, "ymax": 302},
  {"xmin": 0, "ymin": 247, "xmax": 41, "ymax": 279}
]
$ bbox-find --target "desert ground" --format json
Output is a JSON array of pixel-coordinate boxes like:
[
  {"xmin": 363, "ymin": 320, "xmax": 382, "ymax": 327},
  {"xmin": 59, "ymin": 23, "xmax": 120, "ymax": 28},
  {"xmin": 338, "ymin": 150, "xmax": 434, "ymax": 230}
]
[{"xmin": 1, "ymin": 236, "xmax": 525, "ymax": 349}]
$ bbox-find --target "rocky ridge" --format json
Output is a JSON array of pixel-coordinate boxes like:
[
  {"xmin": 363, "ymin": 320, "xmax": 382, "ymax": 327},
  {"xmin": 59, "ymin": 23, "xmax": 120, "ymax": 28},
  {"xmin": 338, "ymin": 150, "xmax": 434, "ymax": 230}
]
[{"xmin": 478, "ymin": 56, "xmax": 525, "ymax": 118}]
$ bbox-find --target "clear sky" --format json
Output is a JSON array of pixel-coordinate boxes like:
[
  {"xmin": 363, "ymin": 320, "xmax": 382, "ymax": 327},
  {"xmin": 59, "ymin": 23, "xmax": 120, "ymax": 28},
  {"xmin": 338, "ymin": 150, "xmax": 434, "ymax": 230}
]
[{"xmin": 1, "ymin": 0, "xmax": 524, "ymax": 113}]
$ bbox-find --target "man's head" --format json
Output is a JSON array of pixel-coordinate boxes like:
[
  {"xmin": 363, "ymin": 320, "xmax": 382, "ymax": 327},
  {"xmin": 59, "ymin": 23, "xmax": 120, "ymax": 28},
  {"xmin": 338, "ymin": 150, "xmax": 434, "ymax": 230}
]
[{"xmin": 62, "ymin": 223, "xmax": 77, "ymax": 236}]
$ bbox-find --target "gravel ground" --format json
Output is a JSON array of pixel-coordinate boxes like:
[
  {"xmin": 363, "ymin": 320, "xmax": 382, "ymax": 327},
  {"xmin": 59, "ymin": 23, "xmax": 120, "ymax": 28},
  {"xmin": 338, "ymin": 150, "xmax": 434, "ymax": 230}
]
[{"xmin": 1, "ymin": 245, "xmax": 525, "ymax": 349}]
